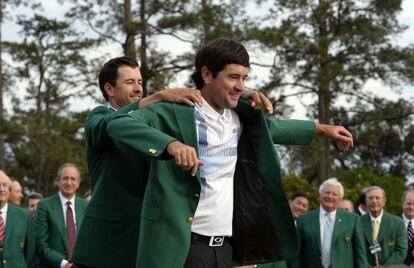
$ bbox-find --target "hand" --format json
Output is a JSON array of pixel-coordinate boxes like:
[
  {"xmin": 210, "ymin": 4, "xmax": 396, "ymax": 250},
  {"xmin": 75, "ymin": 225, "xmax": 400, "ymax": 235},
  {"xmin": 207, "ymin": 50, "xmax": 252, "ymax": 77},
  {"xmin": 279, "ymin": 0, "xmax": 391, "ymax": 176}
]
[
  {"xmin": 241, "ymin": 90, "xmax": 273, "ymax": 115},
  {"xmin": 139, "ymin": 89, "xmax": 202, "ymax": 108},
  {"xmin": 316, "ymin": 124, "xmax": 353, "ymax": 151},
  {"xmin": 64, "ymin": 263, "xmax": 73, "ymax": 268},
  {"xmin": 167, "ymin": 140, "xmax": 203, "ymax": 176}
]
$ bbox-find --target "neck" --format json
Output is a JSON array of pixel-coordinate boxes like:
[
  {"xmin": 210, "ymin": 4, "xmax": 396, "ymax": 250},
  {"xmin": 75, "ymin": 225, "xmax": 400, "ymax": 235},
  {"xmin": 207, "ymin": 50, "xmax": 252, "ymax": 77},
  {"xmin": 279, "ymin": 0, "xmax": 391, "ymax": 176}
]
[
  {"xmin": 60, "ymin": 192, "xmax": 74, "ymax": 200},
  {"xmin": 371, "ymin": 210, "xmax": 382, "ymax": 218},
  {"xmin": 200, "ymin": 89, "xmax": 224, "ymax": 114}
]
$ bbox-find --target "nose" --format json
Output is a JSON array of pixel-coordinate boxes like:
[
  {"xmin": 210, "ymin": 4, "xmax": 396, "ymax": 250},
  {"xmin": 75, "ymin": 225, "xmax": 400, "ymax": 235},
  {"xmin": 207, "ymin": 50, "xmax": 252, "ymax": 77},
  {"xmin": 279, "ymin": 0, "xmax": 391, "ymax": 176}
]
[{"xmin": 235, "ymin": 78, "xmax": 244, "ymax": 91}]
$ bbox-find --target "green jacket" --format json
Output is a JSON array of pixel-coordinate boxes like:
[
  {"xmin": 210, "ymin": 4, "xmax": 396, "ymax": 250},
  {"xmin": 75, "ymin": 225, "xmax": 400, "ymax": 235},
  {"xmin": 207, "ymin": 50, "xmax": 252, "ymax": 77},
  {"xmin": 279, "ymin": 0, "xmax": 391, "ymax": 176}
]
[
  {"xmin": 0, "ymin": 204, "xmax": 35, "ymax": 268},
  {"xmin": 72, "ymin": 102, "xmax": 156, "ymax": 268},
  {"xmin": 107, "ymin": 100, "xmax": 316, "ymax": 268},
  {"xmin": 34, "ymin": 194, "xmax": 87, "ymax": 268},
  {"xmin": 361, "ymin": 211, "xmax": 407, "ymax": 266},
  {"xmin": 295, "ymin": 208, "xmax": 368, "ymax": 268}
]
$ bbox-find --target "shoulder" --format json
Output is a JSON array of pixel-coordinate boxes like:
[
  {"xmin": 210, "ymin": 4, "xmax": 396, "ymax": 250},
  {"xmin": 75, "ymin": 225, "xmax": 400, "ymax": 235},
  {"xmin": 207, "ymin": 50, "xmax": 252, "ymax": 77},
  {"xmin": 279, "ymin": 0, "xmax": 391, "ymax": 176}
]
[
  {"xmin": 384, "ymin": 212, "xmax": 404, "ymax": 225},
  {"xmin": 8, "ymin": 204, "xmax": 31, "ymax": 219},
  {"xmin": 338, "ymin": 210, "xmax": 359, "ymax": 220},
  {"xmin": 75, "ymin": 196, "xmax": 88, "ymax": 207},
  {"xmin": 298, "ymin": 209, "xmax": 318, "ymax": 222},
  {"xmin": 38, "ymin": 194, "xmax": 59, "ymax": 207}
]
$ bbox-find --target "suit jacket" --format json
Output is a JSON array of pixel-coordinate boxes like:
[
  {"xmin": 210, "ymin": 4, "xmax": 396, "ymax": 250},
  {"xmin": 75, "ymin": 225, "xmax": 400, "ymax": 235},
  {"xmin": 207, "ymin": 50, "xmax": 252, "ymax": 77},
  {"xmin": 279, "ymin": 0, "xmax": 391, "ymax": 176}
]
[
  {"xmin": 107, "ymin": 100, "xmax": 316, "ymax": 268},
  {"xmin": 361, "ymin": 211, "xmax": 407, "ymax": 266},
  {"xmin": 0, "ymin": 205, "xmax": 35, "ymax": 268},
  {"xmin": 295, "ymin": 208, "xmax": 367, "ymax": 268},
  {"xmin": 34, "ymin": 194, "xmax": 87, "ymax": 268},
  {"xmin": 72, "ymin": 103, "xmax": 156, "ymax": 268}
]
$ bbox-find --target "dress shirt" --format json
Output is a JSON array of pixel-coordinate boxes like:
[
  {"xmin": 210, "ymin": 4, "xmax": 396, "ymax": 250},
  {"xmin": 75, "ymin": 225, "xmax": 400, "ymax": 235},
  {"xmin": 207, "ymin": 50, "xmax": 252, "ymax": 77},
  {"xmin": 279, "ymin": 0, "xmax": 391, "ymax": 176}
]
[
  {"xmin": 403, "ymin": 213, "xmax": 414, "ymax": 229},
  {"xmin": 319, "ymin": 206, "xmax": 337, "ymax": 240},
  {"xmin": 58, "ymin": 192, "xmax": 77, "ymax": 268},
  {"xmin": 369, "ymin": 210, "xmax": 384, "ymax": 228},
  {"xmin": 0, "ymin": 203, "xmax": 8, "ymax": 228}
]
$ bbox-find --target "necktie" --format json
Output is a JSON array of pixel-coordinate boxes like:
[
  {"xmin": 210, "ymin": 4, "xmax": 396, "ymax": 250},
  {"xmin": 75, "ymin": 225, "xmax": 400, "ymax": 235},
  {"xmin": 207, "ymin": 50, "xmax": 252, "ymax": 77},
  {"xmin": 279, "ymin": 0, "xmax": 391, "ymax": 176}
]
[
  {"xmin": 322, "ymin": 212, "xmax": 334, "ymax": 268},
  {"xmin": 0, "ymin": 211, "xmax": 4, "ymax": 244},
  {"xmin": 408, "ymin": 221, "xmax": 414, "ymax": 248},
  {"xmin": 66, "ymin": 201, "xmax": 76, "ymax": 259},
  {"xmin": 372, "ymin": 219, "xmax": 379, "ymax": 243}
]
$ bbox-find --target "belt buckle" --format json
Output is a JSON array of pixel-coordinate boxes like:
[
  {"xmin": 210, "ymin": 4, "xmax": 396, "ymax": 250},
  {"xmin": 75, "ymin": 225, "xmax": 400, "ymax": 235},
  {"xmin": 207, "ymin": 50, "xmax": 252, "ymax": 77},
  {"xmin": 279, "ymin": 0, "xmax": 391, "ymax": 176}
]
[{"xmin": 209, "ymin": 236, "xmax": 224, "ymax": 247}]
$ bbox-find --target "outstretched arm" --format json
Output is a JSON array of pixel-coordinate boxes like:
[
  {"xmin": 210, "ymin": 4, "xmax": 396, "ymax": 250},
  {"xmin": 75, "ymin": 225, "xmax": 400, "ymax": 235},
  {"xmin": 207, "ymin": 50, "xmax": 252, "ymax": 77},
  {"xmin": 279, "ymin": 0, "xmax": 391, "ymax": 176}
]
[
  {"xmin": 316, "ymin": 123, "xmax": 354, "ymax": 151},
  {"xmin": 139, "ymin": 89, "xmax": 203, "ymax": 108}
]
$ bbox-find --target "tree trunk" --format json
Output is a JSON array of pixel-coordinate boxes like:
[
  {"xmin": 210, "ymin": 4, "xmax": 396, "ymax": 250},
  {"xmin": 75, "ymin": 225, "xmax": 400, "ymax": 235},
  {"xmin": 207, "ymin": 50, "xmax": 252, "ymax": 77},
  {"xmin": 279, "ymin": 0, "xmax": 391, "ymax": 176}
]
[
  {"xmin": 122, "ymin": 0, "xmax": 136, "ymax": 60},
  {"xmin": 0, "ymin": 0, "xmax": 5, "ymax": 170},
  {"xmin": 139, "ymin": 0, "xmax": 148, "ymax": 96},
  {"xmin": 317, "ymin": 0, "xmax": 331, "ymax": 185}
]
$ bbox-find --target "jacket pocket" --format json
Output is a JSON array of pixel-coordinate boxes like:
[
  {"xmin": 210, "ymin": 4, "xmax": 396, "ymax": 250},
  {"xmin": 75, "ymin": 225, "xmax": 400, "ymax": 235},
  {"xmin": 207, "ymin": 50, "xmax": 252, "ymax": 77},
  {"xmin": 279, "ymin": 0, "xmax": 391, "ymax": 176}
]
[
  {"xmin": 86, "ymin": 206, "xmax": 123, "ymax": 222},
  {"xmin": 141, "ymin": 203, "xmax": 161, "ymax": 221}
]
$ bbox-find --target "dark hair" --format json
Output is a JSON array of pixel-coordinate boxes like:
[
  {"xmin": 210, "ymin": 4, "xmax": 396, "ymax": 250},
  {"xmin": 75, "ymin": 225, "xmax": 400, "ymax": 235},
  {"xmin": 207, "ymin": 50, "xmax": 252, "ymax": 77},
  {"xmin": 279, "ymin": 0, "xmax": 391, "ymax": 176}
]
[
  {"xmin": 98, "ymin": 56, "xmax": 139, "ymax": 101},
  {"xmin": 26, "ymin": 192, "xmax": 43, "ymax": 207},
  {"xmin": 290, "ymin": 192, "xmax": 309, "ymax": 201},
  {"xmin": 191, "ymin": 38, "xmax": 250, "ymax": 89}
]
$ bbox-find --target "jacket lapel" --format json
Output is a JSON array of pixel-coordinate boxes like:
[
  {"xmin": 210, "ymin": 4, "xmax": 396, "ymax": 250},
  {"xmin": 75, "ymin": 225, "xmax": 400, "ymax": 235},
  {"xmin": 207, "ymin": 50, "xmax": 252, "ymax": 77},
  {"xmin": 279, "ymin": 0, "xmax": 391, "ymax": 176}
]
[
  {"xmin": 4, "ymin": 205, "xmax": 15, "ymax": 245},
  {"xmin": 173, "ymin": 103, "xmax": 200, "ymax": 180},
  {"xmin": 331, "ymin": 209, "xmax": 342, "ymax": 245},
  {"xmin": 362, "ymin": 214, "xmax": 374, "ymax": 244},
  {"xmin": 377, "ymin": 212, "xmax": 388, "ymax": 244},
  {"xmin": 75, "ymin": 197, "xmax": 85, "ymax": 230},
  {"xmin": 52, "ymin": 194, "xmax": 67, "ymax": 246},
  {"xmin": 311, "ymin": 209, "xmax": 322, "ymax": 254}
]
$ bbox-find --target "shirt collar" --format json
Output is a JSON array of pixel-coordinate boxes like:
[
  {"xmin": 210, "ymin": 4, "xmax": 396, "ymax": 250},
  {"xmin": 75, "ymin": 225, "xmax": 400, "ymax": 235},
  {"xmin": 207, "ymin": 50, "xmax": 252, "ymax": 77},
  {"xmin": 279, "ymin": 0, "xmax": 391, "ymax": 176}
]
[
  {"xmin": 109, "ymin": 105, "xmax": 117, "ymax": 111},
  {"xmin": 320, "ymin": 206, "xmax": 337, "ymax": 218},
  {"xmin": 59, "ymin": 191, "xmax": 76, "ymax": 207},
  {"xmin": 402, "ymin": 213, "xmax": 414, "ymax": 226},
  {"xmin": 0, "ymin": 203, "xmax": 8, "ymax": 216},
  {"xmin": 197, "ymin": 97, "xmax": 232, "ymax": 122},
  {"xmin": 369, "ymin": 210, "xmax": 384, "ymax": 223}
]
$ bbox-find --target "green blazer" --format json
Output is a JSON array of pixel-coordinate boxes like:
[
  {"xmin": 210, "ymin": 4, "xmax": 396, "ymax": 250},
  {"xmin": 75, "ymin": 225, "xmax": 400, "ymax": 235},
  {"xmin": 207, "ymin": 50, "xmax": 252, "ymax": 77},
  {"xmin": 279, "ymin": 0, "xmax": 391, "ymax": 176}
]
[
  {"xmin": 0, "ymin": 205, "xmax": 35, "ymax": 268},
  {"xmin": 295, "ymin": 208, "xmax": 367, "ymax": 268},
  {"xmin": 72, "ymin": 103, "xmax": 160, "ymax": 268},
  {"xmin": 361, "ymin": 211, "xmax": 407, "ymax": 266},
  {"xmin": 107, "ymin": 100, "xmax": 316, "ymax": 268},
  {"xmin": 34, "ymin": 194, "xmax": 87, "ymax": 268}
]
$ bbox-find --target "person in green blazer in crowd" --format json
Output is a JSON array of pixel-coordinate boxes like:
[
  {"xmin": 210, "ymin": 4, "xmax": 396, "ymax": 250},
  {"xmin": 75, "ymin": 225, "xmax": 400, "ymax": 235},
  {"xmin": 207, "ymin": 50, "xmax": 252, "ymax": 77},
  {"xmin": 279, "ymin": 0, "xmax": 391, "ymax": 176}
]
[
  {"xmin": 107, "ymin": 38, "xmax": 353, "ymax": 268},
  {"xmin": 295, "ymin": 178, "xmax": 367, "ymax": 268},
  {"xmin": 71, "ymin": 57, "xmax": 272, "ymax": 268},
  {"xmin": 257, "ymin": 193, "xmax": 310, "ymax": 268},
  {"xmin": 35, "ymin": 163, "xmax": 88, "ymax": 268},
  {"xmin": 361, "ymin": 186, "xmax": 407, "ymax": 266},
  {"xmin": 0, "ymin": 170, "xmax": 34, "ymax": 268}
]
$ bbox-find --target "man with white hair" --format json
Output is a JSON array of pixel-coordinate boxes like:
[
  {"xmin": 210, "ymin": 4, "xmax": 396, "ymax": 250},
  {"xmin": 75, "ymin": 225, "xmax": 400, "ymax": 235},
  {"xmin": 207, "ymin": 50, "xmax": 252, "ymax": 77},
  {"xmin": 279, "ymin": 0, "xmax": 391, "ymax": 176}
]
[
  {"xmin": 296, "ymin": 178, "xmax": 367, "ymax": 268},
  {"xmin": 361, "ymin": 185, "xmax": 407, "ymax": 266},
  {"xmin": 0, "ymin": 170, "xmax": 35, "ymax": 266}
]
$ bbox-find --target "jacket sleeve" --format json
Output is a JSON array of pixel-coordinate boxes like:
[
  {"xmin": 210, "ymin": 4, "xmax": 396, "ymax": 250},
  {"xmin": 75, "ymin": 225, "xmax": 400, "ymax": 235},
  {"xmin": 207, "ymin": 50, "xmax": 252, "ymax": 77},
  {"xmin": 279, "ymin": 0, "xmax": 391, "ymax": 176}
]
[
  {"xmin": 266, "ymin": 118, "xmax": 316, "ymax": 145},
  {"xmin": 384, "ymin": 218, "xmax": 408, "ymax": 265},
  {"xmin": 34, "ymin": 201, "xmax": 66, "ymax": 267},
  {"xmin": 107, "ymin": 107, "xmax": 177, "ymax": 159},
  {"xmin": 353, "ymin": 216, "xmax": 369, "ymax": 268}
]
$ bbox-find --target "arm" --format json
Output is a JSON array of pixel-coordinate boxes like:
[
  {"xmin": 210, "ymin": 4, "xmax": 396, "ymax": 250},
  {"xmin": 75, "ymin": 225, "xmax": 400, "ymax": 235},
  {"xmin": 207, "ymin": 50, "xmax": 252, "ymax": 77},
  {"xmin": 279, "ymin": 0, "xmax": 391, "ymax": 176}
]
[
  {"xmin": 383, "ymin": 219, "xmax": 408, "ymax": 265},
  {"xmin": 108, "ymin": 107, "xmax": 202, "ymax": 175},
  {"xmin": 267, "ymin": 118, "xmax": 316, "ymax": 145},
  {"xmin": 34, "ymin": 201, "xmax": 67, "ymax": 267},
  {"xmin": 139, "ymin": 89, "xmax": 202, "ymax": 108},
  {"xmin": 24, "ymin": 213, "xmax": 35, "ymax": 267},
  {"xmin": 315, "ymin": 123, "xmax": 353, "ymax": 151},
  {"xmin": 353, "ymin": 217, "xmax": 369, "ymax": 268}
]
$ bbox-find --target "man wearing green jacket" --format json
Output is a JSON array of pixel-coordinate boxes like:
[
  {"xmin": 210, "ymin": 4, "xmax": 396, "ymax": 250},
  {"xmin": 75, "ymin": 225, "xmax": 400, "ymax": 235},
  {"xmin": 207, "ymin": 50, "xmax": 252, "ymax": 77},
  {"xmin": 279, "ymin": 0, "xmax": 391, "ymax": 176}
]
[
  {"xmin": 361, "ymin": 186, "xmax": 407, "ymax": 266},
  {"xmin": 72, "ymin": 56, "xmax": 271, "ymax": 268},
  {"xmin": 295, "ymin": 178, "xmax": 367, "ymax": 268},
  {"xmin": 0, "ymin": 170, "xmax": 34, "ymax": 268},
  {"xmin": 107, "ymin": 38, "xmax": 353, "ymax": 268},
  {"xmin": 35, "ymin": 163, "xmax": 88, "ymax": 268}
]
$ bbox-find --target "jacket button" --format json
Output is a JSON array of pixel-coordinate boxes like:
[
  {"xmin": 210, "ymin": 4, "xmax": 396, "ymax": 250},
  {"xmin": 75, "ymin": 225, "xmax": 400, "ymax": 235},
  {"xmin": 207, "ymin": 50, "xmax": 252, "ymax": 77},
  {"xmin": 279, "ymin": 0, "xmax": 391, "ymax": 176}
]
[
  {"xmin": 193, "ymin": 193, "xmax": 200, "ymax": 198},
  {"xmin": 186, "ymin": 216, "xmax": 193, "ymax": 224}
]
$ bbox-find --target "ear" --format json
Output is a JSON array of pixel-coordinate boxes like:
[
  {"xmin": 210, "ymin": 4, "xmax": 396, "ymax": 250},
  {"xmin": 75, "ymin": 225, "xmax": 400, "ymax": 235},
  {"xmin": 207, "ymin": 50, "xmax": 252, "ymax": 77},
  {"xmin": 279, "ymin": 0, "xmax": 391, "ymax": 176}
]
[
  {"xmin": 201, "ymin": 66, "xmax": 213, "ymax": 84},
  {"xmin": 104, "ymin": 83, "xmax": 115, "ymax": 98}
]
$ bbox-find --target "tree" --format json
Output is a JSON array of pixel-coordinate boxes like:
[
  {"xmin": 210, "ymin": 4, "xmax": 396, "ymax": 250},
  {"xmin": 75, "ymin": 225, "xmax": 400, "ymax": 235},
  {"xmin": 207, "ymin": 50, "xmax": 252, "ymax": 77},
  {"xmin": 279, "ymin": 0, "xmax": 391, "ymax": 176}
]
[
  {"xmin": 248, "ymin": 0, "xmax": 414, "ymax": 183},
  {"xmin": 4, "ymin": 14, "xmax": 95, "ymax": 195}
]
